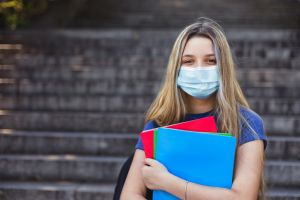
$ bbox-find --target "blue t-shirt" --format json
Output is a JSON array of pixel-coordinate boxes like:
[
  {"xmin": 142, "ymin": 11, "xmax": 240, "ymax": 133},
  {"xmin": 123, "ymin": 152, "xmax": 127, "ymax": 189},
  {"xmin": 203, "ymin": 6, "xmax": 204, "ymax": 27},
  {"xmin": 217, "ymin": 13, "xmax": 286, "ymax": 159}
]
[{"xmin": 135, "ymin": 106, "xmax": 268, "ymax": 151}]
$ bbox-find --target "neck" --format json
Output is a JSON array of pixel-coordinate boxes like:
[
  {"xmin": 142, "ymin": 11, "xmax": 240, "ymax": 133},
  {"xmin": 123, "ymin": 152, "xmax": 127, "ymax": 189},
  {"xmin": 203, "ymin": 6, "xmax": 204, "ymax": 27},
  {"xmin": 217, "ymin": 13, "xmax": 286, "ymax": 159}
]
[{"xmin": 185, "ymin": 93, "xmax": 216, "ymax": 114}]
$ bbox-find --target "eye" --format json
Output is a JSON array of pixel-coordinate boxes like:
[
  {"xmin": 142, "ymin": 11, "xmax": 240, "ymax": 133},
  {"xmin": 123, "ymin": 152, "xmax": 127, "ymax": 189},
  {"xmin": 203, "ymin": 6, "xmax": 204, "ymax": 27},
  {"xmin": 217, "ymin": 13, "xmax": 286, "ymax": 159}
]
[
  {"xmin": 182, "ymin": 59, "xmax": 193, "ymax": 64},
  {"xmin": 207, "ymin": 58, "xmax": 216, "ymax": 64}
]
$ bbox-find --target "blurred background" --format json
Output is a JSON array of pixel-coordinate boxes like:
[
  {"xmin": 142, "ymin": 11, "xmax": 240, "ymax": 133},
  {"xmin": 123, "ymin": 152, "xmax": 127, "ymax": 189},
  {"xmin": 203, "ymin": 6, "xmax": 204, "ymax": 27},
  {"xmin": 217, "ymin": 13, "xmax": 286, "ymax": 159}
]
[{"xmin": 0, "ymin": 0, "xmax": 299, "ymax": 199}]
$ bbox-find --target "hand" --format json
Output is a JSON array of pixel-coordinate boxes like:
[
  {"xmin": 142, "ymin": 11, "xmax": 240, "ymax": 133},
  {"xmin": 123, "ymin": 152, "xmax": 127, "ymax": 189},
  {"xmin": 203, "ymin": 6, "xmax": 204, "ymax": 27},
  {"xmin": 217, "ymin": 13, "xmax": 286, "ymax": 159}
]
[{"xmin": 142, "ymin": 158, "xmax": 170, "ymax": 190}]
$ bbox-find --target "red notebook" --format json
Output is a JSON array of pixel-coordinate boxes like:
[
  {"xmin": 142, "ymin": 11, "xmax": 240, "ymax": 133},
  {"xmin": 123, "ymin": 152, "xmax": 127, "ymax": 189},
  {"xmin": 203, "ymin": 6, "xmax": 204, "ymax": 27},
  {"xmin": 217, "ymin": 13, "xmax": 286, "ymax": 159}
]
[{"xmin": 140, "ymin": 116, "xmax": 218, "ymax": 158}]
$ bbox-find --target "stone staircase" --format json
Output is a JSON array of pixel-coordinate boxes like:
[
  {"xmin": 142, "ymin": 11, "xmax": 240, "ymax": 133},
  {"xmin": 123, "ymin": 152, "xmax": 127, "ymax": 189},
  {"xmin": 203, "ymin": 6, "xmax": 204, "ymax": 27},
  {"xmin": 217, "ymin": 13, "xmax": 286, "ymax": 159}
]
[{"xmin": 0, "ymin": 29, "xmax": 299, "ymax": 200}]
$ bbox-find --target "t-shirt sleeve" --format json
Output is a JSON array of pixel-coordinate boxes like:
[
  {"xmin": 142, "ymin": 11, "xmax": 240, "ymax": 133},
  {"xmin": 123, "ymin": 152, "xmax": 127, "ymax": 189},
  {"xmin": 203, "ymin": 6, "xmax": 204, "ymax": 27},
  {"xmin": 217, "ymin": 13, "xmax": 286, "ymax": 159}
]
[
  {"xmin": 135, "ymin": 120, "xmax": 156, "ymax": 150},
  {"xmin": 239, "ymin": 108, "xmax": 268, "ymax": 151}
]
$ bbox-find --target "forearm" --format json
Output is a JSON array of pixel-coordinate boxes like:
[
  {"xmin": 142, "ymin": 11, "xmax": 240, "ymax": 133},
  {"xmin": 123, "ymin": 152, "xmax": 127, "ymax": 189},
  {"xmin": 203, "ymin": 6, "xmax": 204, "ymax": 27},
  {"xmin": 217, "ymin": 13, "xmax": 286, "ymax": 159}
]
[{"xmin": 162, "ymin": 173, "xmax": 237, "ymax": 200}]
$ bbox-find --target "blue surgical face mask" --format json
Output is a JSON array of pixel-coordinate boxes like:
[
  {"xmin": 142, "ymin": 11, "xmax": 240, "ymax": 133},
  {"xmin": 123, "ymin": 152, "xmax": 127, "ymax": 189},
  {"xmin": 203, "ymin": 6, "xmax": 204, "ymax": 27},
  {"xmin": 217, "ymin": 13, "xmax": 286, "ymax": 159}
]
[{"xmin": 176, "ymin": 65, "xmax": 220, "ymax": 99}]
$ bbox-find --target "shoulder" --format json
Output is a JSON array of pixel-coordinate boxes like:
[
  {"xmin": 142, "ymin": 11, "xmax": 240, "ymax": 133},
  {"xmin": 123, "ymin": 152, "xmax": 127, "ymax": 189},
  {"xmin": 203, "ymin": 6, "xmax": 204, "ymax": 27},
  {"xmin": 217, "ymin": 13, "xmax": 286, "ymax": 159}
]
[
  {"xmin": 143, "ymin": 120, "xmax": 158, "ymax": 131},
  {"xmin": 238, "ymin": 106, "xmax": 267, "ymax": 150},
  {"xmin": 239, "ymin": 106, "xmax": 264, "ymax": 128},
  {"xmin": 135, "ymin": 120, "xmax": 158, "ymax": 150},
  {"xmin": 143, "ymin": 120, "xmax": 159, "ymax": 131}
]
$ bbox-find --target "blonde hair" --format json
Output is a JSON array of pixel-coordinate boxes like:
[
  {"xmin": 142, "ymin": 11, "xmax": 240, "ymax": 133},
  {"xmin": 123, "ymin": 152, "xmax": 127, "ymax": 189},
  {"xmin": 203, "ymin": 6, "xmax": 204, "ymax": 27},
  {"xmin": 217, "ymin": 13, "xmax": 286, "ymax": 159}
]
[{"xmin": 145, "ymin": 17, "xmax": 266, "ymax": 200}]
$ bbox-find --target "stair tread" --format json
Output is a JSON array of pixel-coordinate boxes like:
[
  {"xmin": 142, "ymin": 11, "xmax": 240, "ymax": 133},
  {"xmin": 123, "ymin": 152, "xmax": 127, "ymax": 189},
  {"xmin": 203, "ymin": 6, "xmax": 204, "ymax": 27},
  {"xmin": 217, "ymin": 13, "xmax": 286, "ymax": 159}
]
[
  {"xmin": 266, "ymin": 187, "xmax": 300, "ymax": 196},
  {"xmin": 0, "ymin": 154, "xmax": 127, "ymax": 162},
  {"xmin": 0, "ymin": 181, "xmax": 299, "ymax": 195},
  {"xmin": 0, "ymin": 155, "xmax": 299, "ymax": 165},
  {"xmin": 0, "ymin": 129, "xmax": 138, "ymax": 138},
  {"xmin": 1, "ymin": 129, "xmax": 300, "ymax": 139},
  {"xmin": 0, "ymin": 181, "xmax": 115, "ymax": 192}
]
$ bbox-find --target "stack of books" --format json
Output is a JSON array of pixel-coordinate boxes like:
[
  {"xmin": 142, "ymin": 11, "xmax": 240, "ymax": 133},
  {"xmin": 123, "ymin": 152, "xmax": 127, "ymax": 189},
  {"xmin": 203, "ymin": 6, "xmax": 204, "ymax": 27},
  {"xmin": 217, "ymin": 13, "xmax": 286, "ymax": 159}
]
[{"xmin": 140, "ymin": 116, "xmax": 237, "ymax": 200}]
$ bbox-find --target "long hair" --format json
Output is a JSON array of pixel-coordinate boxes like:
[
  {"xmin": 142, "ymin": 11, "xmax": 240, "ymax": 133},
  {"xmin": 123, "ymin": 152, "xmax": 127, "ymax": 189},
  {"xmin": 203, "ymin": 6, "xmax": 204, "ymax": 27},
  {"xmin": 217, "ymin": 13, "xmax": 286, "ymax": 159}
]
[{"xmin": 145, "ymin": 17, "xmax": 266, "ymax": 200}]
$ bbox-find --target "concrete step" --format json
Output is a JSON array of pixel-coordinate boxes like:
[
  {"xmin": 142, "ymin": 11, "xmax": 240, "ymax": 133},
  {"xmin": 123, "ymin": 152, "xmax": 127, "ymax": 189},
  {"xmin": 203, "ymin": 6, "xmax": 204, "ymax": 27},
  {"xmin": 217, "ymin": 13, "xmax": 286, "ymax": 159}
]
[
  {"xmin": 2, "ymin": 50, "xmax": 298, "ymax": 71},
  {"xmin": 2, "ymin": 29, "xmax": 297, "ymax": 46},
  {"xmin": 0, "ymin": 130, "xmax": 299, "ymax": 161},
  {"xmin": 0, "ymin": 94, "xmax": 299, "ymax": 115},
  {"xmin": 1, "ymin": 30, "xmax": 299, "ymax": 69},
  {"xmin": 0, "ymin": 155, "xmax": 125, "ymax": 183},
  {"xmin": 266, "ymin": 136, "xmax": 300, "ymax": 161},
  {"xmin": 243, "ymin": 86, "xmax": 300, "ymax": 99},
  {"xmin": 0, "ymin": 182, "xmax": 298, "ymax": 200},
  {"xmin": 0, "ymin": 111, "xmax": 299, "ymax": 135},
  {"xmin": 0, "ymin": 94, "xmax": 153, "ymax": 113},
  {"xmin": 0, "ymin": 79, "xmax": 161, "ymax": 96},
  {"xmin": 265, "ymin": 187, "xmax": 300, "ymax": 200},
  {"xmin": 1, "ymin": 45, "xmax": 298, "ymax": 70},
  {"xmin": 0, "ymin": 155, "xmax": 299, "ymax": 187},
  {"xmin": 0, "ymin": 130, "xmax": 137, "ymax": 156},
  {"xmin": 0, "ymin": 59, "xmax": 300, "ymax": 82},
  {"xmin": 247, "ymin": 98, "xmax": 300, "ymax": 116},
  {"xmin": 1, "ymin": 64, "xmax": 300, "ymax": 85},
  {"xmin": 0, "ymin": 66, "xmax": 165, "ymax": 81},
  {"xmin": 1, "ymin": 79, "xmax": 300, "ymax": 98},
  {"xmin": 265, "ymin": 161, "xmax": 300, "ymax": 188},
  {"xmin": 0, "ymin": 181, "xmax": 115, "ymax": 200},
  {"xmin": 0, "ymin": 111, "xmax": 145, "ymax": 133},
  {"xmin": 263, "ymin": 115, "xmax": 300, "ymax": 136}
]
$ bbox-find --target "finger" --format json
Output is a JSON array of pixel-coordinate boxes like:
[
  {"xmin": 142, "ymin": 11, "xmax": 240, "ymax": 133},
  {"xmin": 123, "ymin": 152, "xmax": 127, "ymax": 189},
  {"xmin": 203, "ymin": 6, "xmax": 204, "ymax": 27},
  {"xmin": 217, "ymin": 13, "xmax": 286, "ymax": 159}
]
[
  {"xmin": 144, "ymin": 158, "xmax": 152, "ymax": 165},
  {"xmin": 143, "ymin": 159, "xmax": 149, "ymax": 165},
  {"xmin": 145, "ymin": 158, "xmax": 157, "ymax": 166}
]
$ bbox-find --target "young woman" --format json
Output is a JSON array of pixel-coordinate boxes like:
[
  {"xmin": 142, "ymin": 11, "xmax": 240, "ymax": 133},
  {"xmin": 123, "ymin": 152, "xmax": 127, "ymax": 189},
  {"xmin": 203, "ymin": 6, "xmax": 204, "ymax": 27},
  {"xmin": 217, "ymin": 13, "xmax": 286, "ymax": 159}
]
[{"xmin": 120, "ymin": 17, "xmax": 267, "ymax": 200}]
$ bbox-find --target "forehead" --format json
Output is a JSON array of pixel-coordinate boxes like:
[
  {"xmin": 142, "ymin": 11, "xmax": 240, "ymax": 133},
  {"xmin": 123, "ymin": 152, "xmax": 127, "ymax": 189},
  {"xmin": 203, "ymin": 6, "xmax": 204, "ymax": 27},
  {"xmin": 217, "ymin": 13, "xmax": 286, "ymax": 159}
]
[{"xmin": 182, "ymin": 36, "xmax": 215, "ymax": 56}]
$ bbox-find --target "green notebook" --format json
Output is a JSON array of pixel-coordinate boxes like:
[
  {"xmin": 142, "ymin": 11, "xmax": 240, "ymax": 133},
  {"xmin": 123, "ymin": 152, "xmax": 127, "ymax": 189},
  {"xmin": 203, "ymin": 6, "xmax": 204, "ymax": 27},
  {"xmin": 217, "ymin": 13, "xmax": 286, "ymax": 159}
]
[{"xmin": 154, "ymin": 129, "xmax": 158, "ymax": 159}]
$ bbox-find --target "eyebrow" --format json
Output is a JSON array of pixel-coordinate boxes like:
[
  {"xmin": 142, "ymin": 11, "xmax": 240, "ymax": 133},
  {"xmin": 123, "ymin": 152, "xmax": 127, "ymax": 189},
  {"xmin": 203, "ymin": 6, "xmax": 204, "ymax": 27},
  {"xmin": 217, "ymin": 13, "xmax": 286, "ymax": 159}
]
[{"xmin": 182, "ymin": 53, "xmax": 216, "ymax": 57}]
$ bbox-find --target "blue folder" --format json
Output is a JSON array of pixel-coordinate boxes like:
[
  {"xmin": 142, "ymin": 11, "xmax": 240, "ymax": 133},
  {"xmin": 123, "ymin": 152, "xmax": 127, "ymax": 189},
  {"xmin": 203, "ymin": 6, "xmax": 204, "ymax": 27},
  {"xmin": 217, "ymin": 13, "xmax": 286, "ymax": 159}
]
[{"xmin": 153, "ymin": 127, "xmax": 237, "ymax": 200}]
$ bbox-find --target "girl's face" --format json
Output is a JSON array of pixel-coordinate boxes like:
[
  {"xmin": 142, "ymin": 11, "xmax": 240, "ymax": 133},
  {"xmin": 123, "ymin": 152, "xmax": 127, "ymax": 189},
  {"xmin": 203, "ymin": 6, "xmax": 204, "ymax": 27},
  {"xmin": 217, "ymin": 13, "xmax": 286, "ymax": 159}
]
[{"xmin": 181, "ymin": 36, "xmax": 216, "ymax": 67}]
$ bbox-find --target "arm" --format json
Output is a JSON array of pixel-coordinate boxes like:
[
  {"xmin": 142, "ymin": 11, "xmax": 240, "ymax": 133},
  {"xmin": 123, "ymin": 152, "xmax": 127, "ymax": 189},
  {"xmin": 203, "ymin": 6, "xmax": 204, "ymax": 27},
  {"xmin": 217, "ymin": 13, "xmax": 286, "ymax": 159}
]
[
  {"xmin": 121, "ymin": 120, "xmax": 157, "ymax": 199},
  {"xmin": 160, "ymin": 140, "xmax": 264, "ymax": 200},
  {"xmin": 120, "ymin": 149, "xmax": 148, "ymax": 200}
]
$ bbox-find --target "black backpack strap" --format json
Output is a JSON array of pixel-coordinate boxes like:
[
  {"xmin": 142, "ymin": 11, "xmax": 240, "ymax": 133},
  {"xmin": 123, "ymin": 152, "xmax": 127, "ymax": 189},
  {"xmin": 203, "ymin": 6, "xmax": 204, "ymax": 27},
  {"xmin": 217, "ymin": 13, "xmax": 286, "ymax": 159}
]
[{"xmin": 113, "ymin": 152, "xmax": 134, "ymax": 200}]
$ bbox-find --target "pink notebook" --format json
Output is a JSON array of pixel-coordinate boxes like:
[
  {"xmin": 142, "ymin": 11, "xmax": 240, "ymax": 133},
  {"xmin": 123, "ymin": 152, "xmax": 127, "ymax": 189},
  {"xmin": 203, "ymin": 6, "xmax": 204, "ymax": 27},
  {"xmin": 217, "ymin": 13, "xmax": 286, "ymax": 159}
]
[{"xmin": 140, "ymin": 116, "xmax": 218, "ymax": 158}]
